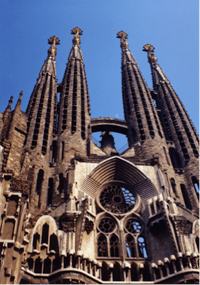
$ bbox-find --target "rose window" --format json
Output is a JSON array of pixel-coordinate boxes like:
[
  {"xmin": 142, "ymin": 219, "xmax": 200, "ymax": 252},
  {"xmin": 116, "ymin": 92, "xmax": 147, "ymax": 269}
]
[
  {"xmin": 126, "ymin": 219, "xmax": 142, "ymax": 233},
  {"xmin": 99, "ymin": 185, "xmax": 135, "ymax": 214},
  {"xmin": 98, "ymin": 217, "xmax": 116, "ymax": 233}
]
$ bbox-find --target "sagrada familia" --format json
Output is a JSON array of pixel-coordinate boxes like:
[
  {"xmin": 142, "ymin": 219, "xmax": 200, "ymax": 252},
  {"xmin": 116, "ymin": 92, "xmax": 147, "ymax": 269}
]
[{"xmin": 0, "ymin": 28, "xmax": 199, "ymax": 284}]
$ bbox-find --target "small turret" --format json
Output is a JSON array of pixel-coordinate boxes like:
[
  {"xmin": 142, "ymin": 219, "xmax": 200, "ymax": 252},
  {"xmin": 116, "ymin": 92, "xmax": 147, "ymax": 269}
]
[{"xmin": 3, "ymin": 96, "xmax": 13, "ymax": 123}]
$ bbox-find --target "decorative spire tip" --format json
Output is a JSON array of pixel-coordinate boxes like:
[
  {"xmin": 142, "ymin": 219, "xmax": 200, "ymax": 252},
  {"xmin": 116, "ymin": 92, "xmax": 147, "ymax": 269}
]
[
  {"xmin": 71, "ymin": 27, "xmax": 83, "ymax": 45},
  {"xmin": 143, "ymin": 44, "xmax": 157, "ymax": 64},
  {"xmin": 117, "ymin": 31, "xmax": 129, "ymax": 48},
  {"xmin": 48, "ymin": 35, "xmax": 60, "ymax": 57}
]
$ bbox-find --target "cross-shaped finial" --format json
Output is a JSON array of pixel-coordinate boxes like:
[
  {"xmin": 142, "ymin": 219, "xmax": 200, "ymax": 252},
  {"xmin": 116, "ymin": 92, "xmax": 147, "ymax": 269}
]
[
  {"xmin": 143, "ymin": 44, "xmax": 157, "ymax": 65},
  {"xmin": 48, "ymin": 36, "xmax": 60, "ymax": 57},
  {"xmin": 71, "ymin": 27, "xmax": 83, "ymax": 45},
  {"xmin": 117, "ymin": 31, "xmax": 129, "ymax": 47}
]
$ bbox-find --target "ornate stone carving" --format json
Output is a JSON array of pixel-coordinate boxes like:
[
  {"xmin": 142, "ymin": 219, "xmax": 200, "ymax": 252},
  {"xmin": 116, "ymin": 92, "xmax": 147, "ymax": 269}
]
[
  {"xmin": 10, "ymin": 178, "xmax": 31, "ymax": 196},
  {"xmin": 59, "ymin": 212, "xmax": 79, "ymax": 232},
  {"xmin": 172, "ymin": 215, "xmax": 192, "ymax": 235},
  {"xmin": 85, "ymin": 218, "xmax": 94, "ymax": 234}
]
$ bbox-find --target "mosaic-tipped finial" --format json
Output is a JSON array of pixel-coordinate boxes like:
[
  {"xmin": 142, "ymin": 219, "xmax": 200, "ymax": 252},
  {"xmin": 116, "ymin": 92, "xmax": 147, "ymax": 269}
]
[
  {"xmin": 71, "ymin": 27, "xmax": 83, "ymax": 46},
  {"xmin": 48, "ymin": 36, "xmax": 60, "ymax": 57},
  {"xmin": 143, "ymin": 44, "xmax": 157, "ymax": 65},
  {"xmin": 117, "ymin": 31, "xmax": 129, "ymax": 48}
]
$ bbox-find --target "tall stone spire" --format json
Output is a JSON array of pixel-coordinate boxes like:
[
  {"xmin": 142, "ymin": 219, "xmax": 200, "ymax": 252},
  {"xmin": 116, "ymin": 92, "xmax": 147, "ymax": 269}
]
[
  {"xmin": 57, "ymin": 28, "xmax": 91, "ymax": 162},
  {"xmin": 25, "ymin": 36, "xmax": 60, "ymax": 157},
  {"xmin": 117, "ymin": 32, "xmax": 163, "ymax": 157},
  {"xmin": 143, "ymin": 44, "xmax": 199, "ymax": 164}
]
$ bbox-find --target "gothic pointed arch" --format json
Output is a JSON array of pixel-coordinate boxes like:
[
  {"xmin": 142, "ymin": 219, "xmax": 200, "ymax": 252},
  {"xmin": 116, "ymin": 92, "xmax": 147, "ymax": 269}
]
[
  {"xmin": 81, "ymin": 156, "xmax": 158, "ymax": 205},
  {"xmin": 28, "ymin": 215, "xmax": 59, "ymax": 253}
]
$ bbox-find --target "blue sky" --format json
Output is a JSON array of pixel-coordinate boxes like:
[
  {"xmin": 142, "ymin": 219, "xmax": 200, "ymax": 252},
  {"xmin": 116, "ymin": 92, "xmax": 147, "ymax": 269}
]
[{"xmin": 0, "ymin": 0, "xmax": 199, "ymax": 151}]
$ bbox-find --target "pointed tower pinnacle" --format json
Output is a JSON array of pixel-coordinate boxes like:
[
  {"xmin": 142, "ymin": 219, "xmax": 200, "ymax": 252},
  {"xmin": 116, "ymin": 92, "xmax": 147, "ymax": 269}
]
[
  {"xmin": 143, "ymin": 44, "xmax": 199, "ymax": 164},
  {"xmin": 3, "ymin": 96, "xmax": 13, "ymax": 122},
  {"xmin": 117, "ymin": 32, "xmax": 163, "ymax": 155},
  {"xmin": 7, "ymin": 91, "xmax": 23, "ymax": 140},
  {"xmin": 15, "ymin": 90, "xmax": 23, "ymax": 110},
  {"xmin": 57, "ymin": 28, "xmax": 91, "ymax": 163},
  {"xmin": 25, "ymin": 36, "xmax": 60, "ymax": 158}
]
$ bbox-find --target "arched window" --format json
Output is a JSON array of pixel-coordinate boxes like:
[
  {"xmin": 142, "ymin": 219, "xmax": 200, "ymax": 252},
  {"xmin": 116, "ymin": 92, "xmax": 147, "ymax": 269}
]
[
  {"xmin": 170, "ymin": 178, "xmax": 178, "ymax": 197},
  {"xmin": 42, "ymin": 223, "xmax": 49, "ymax": 244},
  {"xmin": 180, "ymin": 184, "xmax": 192, "ymax": 210},
  {"xmin": 59, "ymin": 173, "xmax": 64, "ymax": 194},
  {"xmin": 110, "ymin": 234, "xmax": 119, "ymax": 257},
  {"xmin": 196, "ymin": 236, "xmax": 199, "ymax": 252},
  {"xmin": 102, "ymin": 262, "xmax": 109, "ymax": 281},
  {"xmin": 138, "ymin": 236, "xmax": 147, "ymax": 258},
  {"xmin": 50, "ymin": 233, "xmax": 58, "ymax": 252},
  {"xmin": 125, "ymin": 218, "xmax": 147, "ymax": 258},
  {"xmin": 131, "ymin": 263, "xmax": 138, "ymax": 281},
  {"xmin": 27, "ymin": 258, "xmax": 33, "ymax": 271},
  {"xmin": 126, "ymin": 234, "xmax": 136, "ymax": 257},
  {"xmin": 61, "ymin": 141, "xmax": 64, "ymax": 160},
  {"xmin": 52, "ymin": 141, "xmax": 57, "ymax": 163},
  {"xmin": 169, "ymin": 148, "xmax": 182, "ymax": 169},
  {"xmin": 97, "ymin": 234, "xmax": 107, "ymax": 257},
  {"xmin": 44, "ymin": 257, "xmax": 51, "ymax": 274},
  {"xmin": 47, "ymin": 178, "xmax": 53, "ymax": 206},
  {"xmin": 192, "ymin": 176, "xmax": 199, "ymax": 199},
  {"xmin": 33, "ymin": 233, "xmax": 40, "ymax": 250},
  {"xmin": 36, "ymin": 169, "xmax": 44, "ymax": 196},
  {"xmin": 53, "ymin": 256, "xmax": 60, "ymax": 272},
  {"xmin": 35, "ymin": 257, "xmax": 42, "ymax": 273},
  {"xmin": 97, "ymin": 215, "xmax": 117, "ymax": 258},
  {"xmin": 143, "ymin": 263, "xmax": 151, "ymax": 281},
  {"xmin": 113, "ymin": 262, "xmax": 122, "ymax": 281},
  {"xmin": 36, "ymin": 169, "xmax": 44, "ymax": 208},
  {"xmin": 96, "ymin": 181, "xmax": 148, "ymax": 264}
]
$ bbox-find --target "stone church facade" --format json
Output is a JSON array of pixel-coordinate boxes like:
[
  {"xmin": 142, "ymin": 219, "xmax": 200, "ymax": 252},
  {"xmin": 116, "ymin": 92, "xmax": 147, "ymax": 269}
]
[{"xmin": 0, "ymin": 28, "xmax": 199, "ymax": 284}]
